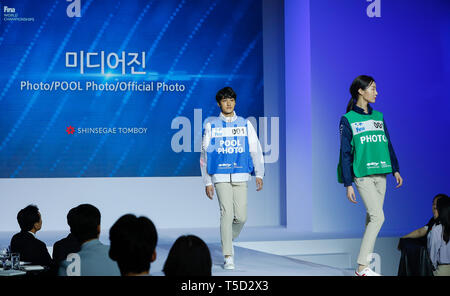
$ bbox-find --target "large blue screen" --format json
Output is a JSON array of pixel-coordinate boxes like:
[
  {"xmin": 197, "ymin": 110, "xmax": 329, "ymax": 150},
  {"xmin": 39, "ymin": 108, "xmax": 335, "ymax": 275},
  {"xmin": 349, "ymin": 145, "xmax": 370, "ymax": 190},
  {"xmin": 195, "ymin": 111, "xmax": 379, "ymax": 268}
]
[{"xmin": 0, "ymin": 0, "xmax": 264, "ymax": 178}]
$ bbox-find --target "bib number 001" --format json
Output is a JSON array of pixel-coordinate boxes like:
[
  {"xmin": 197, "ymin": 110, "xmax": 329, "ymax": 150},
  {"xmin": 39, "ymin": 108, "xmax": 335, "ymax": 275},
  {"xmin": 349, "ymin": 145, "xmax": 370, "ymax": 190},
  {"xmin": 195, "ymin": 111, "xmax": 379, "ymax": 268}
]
[{"xmin": 232, "ymin": 127, "xmax": 245, "ymax": 135}]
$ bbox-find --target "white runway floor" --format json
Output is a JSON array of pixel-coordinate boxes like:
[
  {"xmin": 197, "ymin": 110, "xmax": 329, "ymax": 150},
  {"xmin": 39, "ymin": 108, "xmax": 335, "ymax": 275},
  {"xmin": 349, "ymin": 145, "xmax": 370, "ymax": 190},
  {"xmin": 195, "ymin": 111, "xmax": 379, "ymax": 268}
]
[
  {"xmin": 152, "ymin": 241, "xmax": 353, "ymax": 276},
  {"xmin": 1, "ymin": 226, "xmax": 401, "ymax": 276},
  {"xmin": 143, "ymin": 226, "xmax": 357, "ymax": 276}
]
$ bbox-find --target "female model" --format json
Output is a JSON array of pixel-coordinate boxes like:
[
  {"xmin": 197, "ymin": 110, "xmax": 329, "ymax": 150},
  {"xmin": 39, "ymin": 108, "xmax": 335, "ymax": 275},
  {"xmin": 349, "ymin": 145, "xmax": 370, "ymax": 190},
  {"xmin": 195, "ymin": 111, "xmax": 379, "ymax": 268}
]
[{"xmin": 338, "ymin": 75, "xmax": 404, "ymax": 276}]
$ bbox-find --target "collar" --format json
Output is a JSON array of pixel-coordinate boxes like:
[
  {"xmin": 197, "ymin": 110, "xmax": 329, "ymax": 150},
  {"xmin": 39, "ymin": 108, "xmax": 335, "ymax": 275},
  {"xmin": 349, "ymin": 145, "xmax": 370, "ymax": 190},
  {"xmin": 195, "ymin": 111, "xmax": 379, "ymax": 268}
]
[
  {"xmin": 28, "ymin": 231, "xmax": 36, "ymax": 238},
  {"xmin": 81, "ymin": 238, "xmax": 101, "ymax": 249},
  {"xmin": 352, "ymin": 104, "xmax": 373, "ymax": 115},
  {"xmin": 219, "ymin": 111, "xmax": 237, "ymax": 123}
]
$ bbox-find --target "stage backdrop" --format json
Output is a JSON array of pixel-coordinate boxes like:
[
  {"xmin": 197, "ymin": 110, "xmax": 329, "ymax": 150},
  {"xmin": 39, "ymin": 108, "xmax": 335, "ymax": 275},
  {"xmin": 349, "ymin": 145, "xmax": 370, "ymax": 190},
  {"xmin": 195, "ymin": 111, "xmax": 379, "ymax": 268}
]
[
  {"xmin": 0, "ymin": 0, "xmax": 264, "ymax": 178},
  {"xmin": 0, "ymin": 0, "xmax": 285, "ymax": 232}
]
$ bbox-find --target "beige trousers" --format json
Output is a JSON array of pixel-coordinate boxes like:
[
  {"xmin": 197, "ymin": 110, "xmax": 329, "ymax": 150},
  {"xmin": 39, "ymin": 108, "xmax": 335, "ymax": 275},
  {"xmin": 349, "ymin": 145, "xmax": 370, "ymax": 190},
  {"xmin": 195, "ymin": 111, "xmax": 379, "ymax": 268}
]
[
  {"xmin": 433, "ymin": 265, "xmax": 450, "ymax": 276},
  {"xmin": 354, "ymin": 174, "xmax": 387, "ymax": 266},
  {"xmin": 215, "ymin": 182, "xmax": 248, "ymax": 256}
]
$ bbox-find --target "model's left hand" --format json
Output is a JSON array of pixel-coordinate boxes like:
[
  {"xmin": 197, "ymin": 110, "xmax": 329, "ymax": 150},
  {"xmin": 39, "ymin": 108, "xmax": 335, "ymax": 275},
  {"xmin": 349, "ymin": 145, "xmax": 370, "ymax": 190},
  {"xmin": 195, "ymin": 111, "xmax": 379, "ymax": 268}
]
[
  {"xmin": 256, "ymin": 177, "xmax": 263, "ymax": 191},
  {"xmin": 394, "ymin": 172, "xmax": 403, "ymax": 188}
]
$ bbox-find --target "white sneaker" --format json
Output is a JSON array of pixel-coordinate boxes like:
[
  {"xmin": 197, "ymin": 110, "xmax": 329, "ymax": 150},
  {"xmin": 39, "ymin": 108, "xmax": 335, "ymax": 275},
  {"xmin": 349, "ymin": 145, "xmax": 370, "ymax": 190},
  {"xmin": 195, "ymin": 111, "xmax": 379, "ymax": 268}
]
[
  {"xmin": 224, "ymin": 256, "xmax": 235, "ymax": 270},
  {"xmin": 355, "ymin": 267, "xmax": 381, "ymax": 276}
]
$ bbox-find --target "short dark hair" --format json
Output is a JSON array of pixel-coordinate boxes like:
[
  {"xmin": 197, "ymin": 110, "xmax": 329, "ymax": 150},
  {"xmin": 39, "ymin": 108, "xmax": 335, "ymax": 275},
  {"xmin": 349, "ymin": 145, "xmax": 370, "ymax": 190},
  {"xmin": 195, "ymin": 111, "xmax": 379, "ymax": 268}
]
[
  {"xmin": 70, "ymin": 204, "xmax": 101, "ymax": 244},
  {"xmin": 109, "ymin": 214, "xmax": 158, "ymax": 275},
  {"xmin": 17, "ymin": 205, "xmax": 40, "ymax": 232},
  {"xmin": 163, "ymin": 235, "xmax": 212, "ymax": 276},
  {"xmin": 67, "ymin": 207, "xmax": 78, "ymax": 233},
  {"xmin": 216, "ymin": 86, "xmax": 236, "ymax": 103}
]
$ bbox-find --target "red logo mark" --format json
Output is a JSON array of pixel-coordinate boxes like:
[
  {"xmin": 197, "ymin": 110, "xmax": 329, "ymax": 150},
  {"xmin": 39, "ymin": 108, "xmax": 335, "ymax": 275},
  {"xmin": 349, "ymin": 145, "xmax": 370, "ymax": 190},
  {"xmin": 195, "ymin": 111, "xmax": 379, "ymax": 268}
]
[{"xmin": 66, "ymin": 126, "xmax": 75, "ymax": 134}]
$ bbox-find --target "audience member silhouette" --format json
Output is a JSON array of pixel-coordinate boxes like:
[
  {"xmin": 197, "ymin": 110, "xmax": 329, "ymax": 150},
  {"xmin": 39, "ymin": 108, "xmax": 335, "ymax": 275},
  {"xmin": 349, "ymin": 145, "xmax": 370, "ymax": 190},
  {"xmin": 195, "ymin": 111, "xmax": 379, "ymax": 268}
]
[
  {"xmin": 428, "ymin": 197, "xmax": 450, "ymax": 276},
  {"xmin": 52, "ymin": 207, "xmax": 81, "ymax": 265},
  {"xmin": 163, "ymin": 235, "xmax": 212, "ymax": 276},
  {"xmin": 109, "ymin": 214, "xmax": 158, "ymax": 276},
  {"xmin": 10, "ymin": 205, "xmax": 52, "ymax": 267},
  {"xmin": 58, "ymin": 204, "xmax": 120, "ymax": 276},
  {"xmin": 401, "ymin": 194, "xmax": 448, "ymax": 242},
  {"xmin": 397, "ymin": 193, "xmax": 449, "ymax": 276}
]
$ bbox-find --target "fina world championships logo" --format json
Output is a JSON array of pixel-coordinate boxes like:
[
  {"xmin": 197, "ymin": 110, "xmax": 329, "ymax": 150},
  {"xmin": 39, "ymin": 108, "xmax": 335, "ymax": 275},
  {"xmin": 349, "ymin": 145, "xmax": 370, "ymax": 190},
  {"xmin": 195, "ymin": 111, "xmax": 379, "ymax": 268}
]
[{"xmin": 2, "ymin": 2, "xmax": 35, "ymax": 23}]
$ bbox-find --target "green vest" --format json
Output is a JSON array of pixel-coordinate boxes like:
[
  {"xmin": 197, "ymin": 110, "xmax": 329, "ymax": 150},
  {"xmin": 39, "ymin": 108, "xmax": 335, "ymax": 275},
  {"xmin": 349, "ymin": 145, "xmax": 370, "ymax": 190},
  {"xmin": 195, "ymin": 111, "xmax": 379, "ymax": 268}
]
[{"xmin": 338, "ymin": 110, "xmax": 392, "ymax": 183}]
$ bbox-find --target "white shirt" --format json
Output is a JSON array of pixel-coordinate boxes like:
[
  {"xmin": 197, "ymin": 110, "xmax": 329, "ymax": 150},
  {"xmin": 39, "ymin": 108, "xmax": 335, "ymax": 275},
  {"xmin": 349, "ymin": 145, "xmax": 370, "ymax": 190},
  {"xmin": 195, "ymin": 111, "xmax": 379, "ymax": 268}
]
[
  {"xmin": 200, "ymin": 112, "xmax": 265, "ymax": 186},
  {"xmin": 427, "ymin": 224, "xmax": 450, "ymax": 269}
]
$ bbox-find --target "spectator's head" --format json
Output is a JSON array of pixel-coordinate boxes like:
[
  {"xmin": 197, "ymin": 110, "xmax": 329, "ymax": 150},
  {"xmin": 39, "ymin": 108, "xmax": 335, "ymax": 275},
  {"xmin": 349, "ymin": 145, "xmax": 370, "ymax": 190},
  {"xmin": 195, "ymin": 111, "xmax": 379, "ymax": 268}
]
[
  {"xmin": 17, "ymin": 205, "xmax": 42, "ymax": 233},
  {"xmin": 163, "ymin": 235, "xmax": 212, "ymax": 276},
  {"xmin": 70, "ymin": 204, "xmax": 101, "ymax": 244},
  {"xmin": 433, "ymin": 193, "xmax": 449, "ymax": 219},
  {"xmin": 67, "ymin": 206, "xmax": 78, "ymax": 233},
  {"xmin": 109, "ymin": 214, "xmax": 158, "ymax": 276},
  {"xmin": 216, "ymin": 86, "xmax": 236, "ymax": 116},
  {"xmin": 436, "ymin": 197, "xmax": 450, "ymax": 244}
]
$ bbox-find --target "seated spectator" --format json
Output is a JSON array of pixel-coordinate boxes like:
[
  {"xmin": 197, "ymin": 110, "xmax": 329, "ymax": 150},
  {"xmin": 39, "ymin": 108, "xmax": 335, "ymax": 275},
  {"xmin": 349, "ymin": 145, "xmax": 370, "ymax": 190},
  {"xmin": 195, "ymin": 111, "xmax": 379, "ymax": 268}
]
[
  {"xmin": 163, "ymin": 235, "xmax": 212, "ymax": 276},
  {"xmin": 397, "ymin": 193, "xmax": 449, "ymax": 276},
  {"xmin": 52, "ymin": 207, "xmax": 81, "ymax": 266},
  {"xmin": 428, "ymin": 197, "xmax": 450, "ymax": 276},
  {"xmin": 58, "ymin": 204, "xmax": 120, "ymax": 276},
  {"xmin": 109, "ymin": 214, "xmax": 158, "ymax": 276},
  {"xmin": 401, "ymin": 194, "xmax": 448, "ymax": 242},
  {"xmin": 10, "ymin": 205, "xmax": 52, "ymax": 267}
]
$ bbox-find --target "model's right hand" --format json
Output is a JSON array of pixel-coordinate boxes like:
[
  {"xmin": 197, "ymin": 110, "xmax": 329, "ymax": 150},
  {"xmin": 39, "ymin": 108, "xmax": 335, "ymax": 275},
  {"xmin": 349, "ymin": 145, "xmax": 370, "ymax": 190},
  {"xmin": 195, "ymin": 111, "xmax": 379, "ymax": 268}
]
[
  {"xmin": 346, "ymin": 185, "xmax": 357, "ymax": 204},
  {"xmin": 205, "ymin": 185, "xmax": 214, "ymax": 200}
]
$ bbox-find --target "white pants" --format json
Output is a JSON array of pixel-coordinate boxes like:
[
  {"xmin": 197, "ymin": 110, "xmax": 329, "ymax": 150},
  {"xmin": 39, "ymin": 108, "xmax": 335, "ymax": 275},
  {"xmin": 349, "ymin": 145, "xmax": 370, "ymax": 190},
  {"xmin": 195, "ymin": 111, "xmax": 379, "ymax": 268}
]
[
  {"xmin": 354, "ymin": 174, "xmax": 387, "ymax": 266},
  {"xmin": 215, "ymin": 182, "xmax": 248, "ymax": 256}
]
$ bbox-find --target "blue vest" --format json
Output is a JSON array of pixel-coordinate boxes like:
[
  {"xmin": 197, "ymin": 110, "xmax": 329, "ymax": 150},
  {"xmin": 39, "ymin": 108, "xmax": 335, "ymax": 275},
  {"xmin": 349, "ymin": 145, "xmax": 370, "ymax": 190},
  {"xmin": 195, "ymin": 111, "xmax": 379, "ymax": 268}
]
[{"xmin": 206, "ymin": 116, "xmax": 254, "ymax": 175}]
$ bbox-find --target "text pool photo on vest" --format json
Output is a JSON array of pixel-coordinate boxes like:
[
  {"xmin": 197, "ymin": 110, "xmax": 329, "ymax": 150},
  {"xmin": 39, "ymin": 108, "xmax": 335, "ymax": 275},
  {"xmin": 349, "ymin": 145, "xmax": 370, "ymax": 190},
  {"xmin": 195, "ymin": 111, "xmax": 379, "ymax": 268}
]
[
  {"xmin": 206, "ymin": 117, "xmax": 254, "ymax": 175},
  {"xmin": 338, "ymin": 110, "xmax": 392, "ymax": 183}
]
